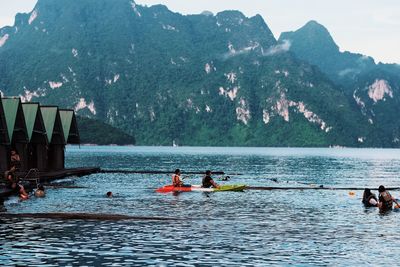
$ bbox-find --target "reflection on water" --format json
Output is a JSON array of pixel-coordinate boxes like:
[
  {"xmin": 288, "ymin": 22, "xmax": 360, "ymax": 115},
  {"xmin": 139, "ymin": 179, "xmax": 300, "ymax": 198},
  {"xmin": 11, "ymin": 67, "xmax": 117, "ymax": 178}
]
[{"xmin": 1, "ymin": 146, "xmax": 400, "ymax": 265}]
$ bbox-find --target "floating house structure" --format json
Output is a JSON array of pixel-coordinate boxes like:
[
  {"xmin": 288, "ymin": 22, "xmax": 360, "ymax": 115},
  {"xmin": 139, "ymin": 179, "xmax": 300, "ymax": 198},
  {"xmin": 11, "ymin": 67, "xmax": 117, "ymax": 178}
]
[
  {"xmin": 2, "ymin": 98, "xmax": 29, "ymax": 171},
  {"xmin": 59, "ymin": 109, "xmax": 80, "ymax": 145},
  {"xmin": 22, "ymin": 102, "xmax": 48, "ymax": 170},
  {"xmin": 41, "ymin": 106, "xmax": 66, "ymax": 171},
  {"xmin": 0, "ymin": 97, "xmax": 80, "ymax": 172},
  {"xmin": 0, "ymin": 100, "xmax": 10, "ymax": 171}
]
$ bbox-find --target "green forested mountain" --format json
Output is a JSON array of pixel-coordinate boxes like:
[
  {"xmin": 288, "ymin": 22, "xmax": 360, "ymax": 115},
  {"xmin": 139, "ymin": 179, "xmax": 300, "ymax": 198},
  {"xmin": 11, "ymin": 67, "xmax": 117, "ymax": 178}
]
[
  {"xmin": 77, "ymin": 116, "xmax": 135, "ymax": 145},
  {"xmin": 279, "ymin": 21, "xmax": 377, "ymax": 86},
  {"xmin": 0, "ymin": 0, "xmax": 398, "ymax": 147},
  {"xmin": 279, "ymin": 21, "xmax": 400, "ymax": 147}
]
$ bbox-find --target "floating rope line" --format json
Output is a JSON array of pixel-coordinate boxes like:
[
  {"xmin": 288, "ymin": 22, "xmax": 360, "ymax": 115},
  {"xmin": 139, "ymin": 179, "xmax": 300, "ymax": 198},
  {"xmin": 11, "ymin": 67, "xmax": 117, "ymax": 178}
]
[
  {"xmin": 100, "ymin": 170, "xmax": 227, "ymax": 175},
  {"xmin": 43, "ymin": 185, "xmax": 88, "ymax": 189},
  {"xmin": 246, "ymin": 186, "xmax": 400, "ymax": 191},
  {"xmin": 0, "ymin": 213, "xmax": 180, "ymax": 221}
]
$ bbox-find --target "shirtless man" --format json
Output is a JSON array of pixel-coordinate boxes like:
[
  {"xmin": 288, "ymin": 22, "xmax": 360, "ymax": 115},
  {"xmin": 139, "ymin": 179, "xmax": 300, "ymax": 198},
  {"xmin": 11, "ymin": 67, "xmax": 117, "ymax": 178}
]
[{"xmin": 202, "ymin": 170, "xmax": 219, "ymax": 188}]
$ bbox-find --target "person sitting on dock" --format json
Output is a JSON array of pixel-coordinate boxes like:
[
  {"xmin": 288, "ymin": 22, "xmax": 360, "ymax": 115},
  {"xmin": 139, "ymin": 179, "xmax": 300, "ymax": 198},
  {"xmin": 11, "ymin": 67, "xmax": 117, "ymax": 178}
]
[
  {"xmin": 362, "ymin": 188, "xmax": 378, "ymax": 207},
  {"xmin": 172, "ymin": 169, "xmax": 190, "ymax": 187},
  {"xmin": 35, "ymin": 184, "xmax": 45, "ymax": 198},
  {"xmin": 377, "ymin": 185, "xmax": 397, "ymax": 212},
  {"xmin": 10, "ymin": 150, "xmax": 21, "ymax": 170},
  {"xmin": 202, "ymin": 170, "xmax": 219, "ymax": 188},
  {"xmin": 4, "ymin": 165, "xmax": 29, "ymax": 199}
]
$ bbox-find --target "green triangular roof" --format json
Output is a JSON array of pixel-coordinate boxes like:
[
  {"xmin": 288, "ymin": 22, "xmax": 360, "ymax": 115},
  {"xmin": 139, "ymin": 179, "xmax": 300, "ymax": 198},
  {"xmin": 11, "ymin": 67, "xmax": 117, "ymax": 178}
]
[
  {"xmin": 2, "ymin": 98, "xmax": 19, "ymax": 141},
  {"xmin": 59, "ymin": 109, "xmax": 80, "ymax": 144},
  {"xmin": 59, "ymin": 110, "xmax": 73, "ymax": 142},
  {"xmin": 22, "ymin": 103, "xmax": 48, "ymax": 143},
  {"xmin": 40, "ymin": 106, "xmax": 65, "ymax": 144},
  {"xmin": 2, "ymin": 98, "xmax": 28, "ymax": 143},
  {"xmin": 40, "ymin": 106, "xmax": 57, "ymax": 142},
  {"xmin": 22, "ymin": 103, "xmax": 38, "ymax": 141},
  {"xmin": 0, "ymin": 99, "xmax": 9, "ymax": 144}
]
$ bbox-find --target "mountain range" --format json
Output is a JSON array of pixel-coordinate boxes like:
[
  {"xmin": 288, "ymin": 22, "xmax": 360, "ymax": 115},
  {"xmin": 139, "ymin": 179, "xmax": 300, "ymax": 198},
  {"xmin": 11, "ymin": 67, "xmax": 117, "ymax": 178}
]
[{"xmin": 0, "ymin": 0, "xmax": 399, "ymax": 147}]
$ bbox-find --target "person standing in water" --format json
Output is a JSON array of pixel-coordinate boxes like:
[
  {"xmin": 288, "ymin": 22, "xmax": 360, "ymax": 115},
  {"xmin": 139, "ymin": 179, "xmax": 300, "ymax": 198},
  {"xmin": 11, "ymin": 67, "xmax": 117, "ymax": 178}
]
[
  {"xmin": 0, "ymin": 196, "xmax": 6, "ymax": 212},
  {"xmin": 35, "ymin": 184, "xmax": 46, "ymax": 198},
  {"xmin": 202, "ymin": 170, "xmax": 219, "ymax": 188},
  {"xmin": 362, "ymin": 188, "xmax": 378, "ymax": 207},
  {"xmin": 377, "ymin": 185, "xmax": 397, "ymax": 212}
]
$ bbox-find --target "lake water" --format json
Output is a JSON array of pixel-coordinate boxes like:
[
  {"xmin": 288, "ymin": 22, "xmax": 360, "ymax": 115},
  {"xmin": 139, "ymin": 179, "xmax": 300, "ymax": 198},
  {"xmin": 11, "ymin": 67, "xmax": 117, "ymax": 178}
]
[{"xmin": 1, "ymin": 146, "xmax": 400, "ymax": 266}]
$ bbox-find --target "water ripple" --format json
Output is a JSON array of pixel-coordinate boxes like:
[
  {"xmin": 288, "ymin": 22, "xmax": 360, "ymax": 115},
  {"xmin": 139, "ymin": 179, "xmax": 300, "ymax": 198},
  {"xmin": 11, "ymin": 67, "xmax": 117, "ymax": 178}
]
[{"xmin": 2, "ymin": 147, "xmax": 400, "ymax": 265}]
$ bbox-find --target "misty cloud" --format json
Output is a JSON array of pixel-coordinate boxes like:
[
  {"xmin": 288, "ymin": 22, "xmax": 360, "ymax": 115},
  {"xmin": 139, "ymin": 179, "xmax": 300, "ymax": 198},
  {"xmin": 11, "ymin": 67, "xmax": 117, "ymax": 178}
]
[
  {"xmin": 222, "ymin": 41, "xmax": 260, "ymax": 60},
  {"xmin": 262, "ymin": 40, "xmax": 291, "ymax": 56}
]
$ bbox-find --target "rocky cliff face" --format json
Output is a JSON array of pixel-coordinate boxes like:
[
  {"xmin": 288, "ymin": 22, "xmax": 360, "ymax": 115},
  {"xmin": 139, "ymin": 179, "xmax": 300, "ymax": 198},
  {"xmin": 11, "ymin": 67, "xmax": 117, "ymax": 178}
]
[{"xmin": 280, "ymin": 21, "xmax": 400, "ymax": 146}]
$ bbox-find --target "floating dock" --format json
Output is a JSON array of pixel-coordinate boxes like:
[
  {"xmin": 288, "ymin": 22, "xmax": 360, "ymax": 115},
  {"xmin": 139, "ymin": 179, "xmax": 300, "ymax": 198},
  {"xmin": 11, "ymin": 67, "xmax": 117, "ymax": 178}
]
[{"xmin": 0, "ymin": 167, "xmax": 100, "ymax": 198}]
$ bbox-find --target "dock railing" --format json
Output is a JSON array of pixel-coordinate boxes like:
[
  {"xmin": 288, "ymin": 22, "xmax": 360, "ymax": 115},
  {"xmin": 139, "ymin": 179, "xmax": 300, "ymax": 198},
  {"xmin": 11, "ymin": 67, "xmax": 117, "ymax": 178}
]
[{"xmin": 21, "ymin": 168, "xmax": 40, "ymax": 189}]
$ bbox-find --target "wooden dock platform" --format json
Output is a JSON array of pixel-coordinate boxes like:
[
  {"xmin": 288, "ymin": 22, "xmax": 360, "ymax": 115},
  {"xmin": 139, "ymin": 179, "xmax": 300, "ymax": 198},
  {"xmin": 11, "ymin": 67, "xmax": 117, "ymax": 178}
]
[
  {"xmin": 25, "ymin": 167, "xmax": 100, "ymax": 182},
  {"xmin": 0, "ymin": 167, "xmax": 100, "ymax": 198}
]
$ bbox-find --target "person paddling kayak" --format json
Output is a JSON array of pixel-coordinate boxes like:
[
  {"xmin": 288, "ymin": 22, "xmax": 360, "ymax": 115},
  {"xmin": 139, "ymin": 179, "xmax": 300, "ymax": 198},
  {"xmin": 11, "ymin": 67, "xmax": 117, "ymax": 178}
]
[
  {"xmin": 362, "ymin": 188, "xmax": 378, "ymax": 207},
  {"xmin": 202, "ymin": 170, "xmax": 219, "ymax": 188},
  {"xmin": 172, "ymin": 169, "xmax": 190, "ymax": 187}
]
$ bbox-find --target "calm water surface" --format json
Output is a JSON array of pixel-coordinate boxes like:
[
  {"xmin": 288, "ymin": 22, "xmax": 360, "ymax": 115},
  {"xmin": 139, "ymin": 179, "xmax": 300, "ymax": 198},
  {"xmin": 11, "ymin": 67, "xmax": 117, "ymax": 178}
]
[{"xmin": 1, "ymin": 146, "xmax": 400, "ymax": 266}]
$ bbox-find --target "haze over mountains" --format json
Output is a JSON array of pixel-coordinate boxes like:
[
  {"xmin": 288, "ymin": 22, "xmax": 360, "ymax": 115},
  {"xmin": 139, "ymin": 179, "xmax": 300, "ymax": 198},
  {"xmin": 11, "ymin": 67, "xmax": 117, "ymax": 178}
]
[{"xmin": 0, "ymin": 0, "xmax": 399, "ymax": 147}]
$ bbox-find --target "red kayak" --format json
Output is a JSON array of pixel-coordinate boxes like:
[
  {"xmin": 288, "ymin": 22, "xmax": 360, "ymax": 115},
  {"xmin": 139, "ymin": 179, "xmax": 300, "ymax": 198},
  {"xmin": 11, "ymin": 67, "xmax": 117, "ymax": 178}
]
[
  {"xmin": 156, "ymin": 185, "xmax": 192, "ymax": 193},
  {"xmin": 156, "ymin": 184, "xmax": 246, "ymax": 193}
]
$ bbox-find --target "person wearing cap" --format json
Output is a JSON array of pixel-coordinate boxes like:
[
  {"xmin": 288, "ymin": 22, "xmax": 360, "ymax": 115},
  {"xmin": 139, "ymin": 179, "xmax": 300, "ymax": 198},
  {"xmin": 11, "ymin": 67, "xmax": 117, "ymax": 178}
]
[
  {"xmin": 378, "ymin": 185, "xmax": 397, "ymax": 212},
  {"xmin": 202, "ymin": 170, "xmax": 219, "ymax": 188}
]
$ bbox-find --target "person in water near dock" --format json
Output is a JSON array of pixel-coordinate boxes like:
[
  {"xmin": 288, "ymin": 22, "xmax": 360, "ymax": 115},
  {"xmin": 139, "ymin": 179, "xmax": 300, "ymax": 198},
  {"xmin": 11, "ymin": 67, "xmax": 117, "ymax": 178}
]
[
  {"xmin": 4, "ymin": 165, "xmax": 29, "ymax": 199},
  {"xmin": 106, "ymin": 191, "xmax": 113, "ymax": 198},
  {"xmin": 35, "ymin": 184, "xmax": 45, "ymax": 198},
  {"xmin": 362, "ymin": 188, "xmax": 378, "ymax": 207},
  {"xmin": 202, "ymin": 170, "xmax": 219, "ymax": 188},
  {"xmin": 172, "ymin": 169, "xmax": 190, "ymax": 187},
  {"xmin": 0, "ymin": 196, "xmax": 6, "ymax": 212},
  {"xmin": 377, "ymin": 185, "xmax": 397, "ymax": 212}
]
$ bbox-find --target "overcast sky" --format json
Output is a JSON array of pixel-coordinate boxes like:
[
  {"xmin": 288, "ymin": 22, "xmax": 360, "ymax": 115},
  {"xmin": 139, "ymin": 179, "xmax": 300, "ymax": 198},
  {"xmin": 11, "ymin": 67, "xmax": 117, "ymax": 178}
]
[{"xmin": 1, "ymin": 0, "xmax": 399, "ymax": 63}]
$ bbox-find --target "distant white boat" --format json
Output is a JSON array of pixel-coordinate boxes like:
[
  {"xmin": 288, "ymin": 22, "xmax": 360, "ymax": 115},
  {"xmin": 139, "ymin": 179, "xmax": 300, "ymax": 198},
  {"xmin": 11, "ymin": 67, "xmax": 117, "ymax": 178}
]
[{"xmin": 172, "ymin": 140, "xmax": 178, "ymax": 147}]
